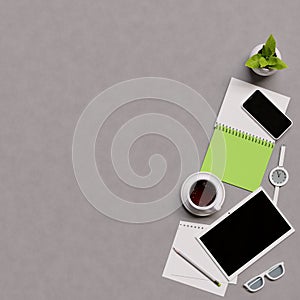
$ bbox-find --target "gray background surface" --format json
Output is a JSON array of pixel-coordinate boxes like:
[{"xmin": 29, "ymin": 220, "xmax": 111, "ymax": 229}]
[{"xmin": 0, "ymin": 0, "xmax": 299, "ymax": 299}]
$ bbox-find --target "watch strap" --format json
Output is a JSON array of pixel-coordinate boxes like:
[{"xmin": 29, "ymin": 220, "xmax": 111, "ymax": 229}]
[
  {"xmin": 273, "ymin": 186, "xmax": 280, "ymax": 205},
  {"xmin": 278, "ymin": 145, "xmax": 286, "ymax": 167}
]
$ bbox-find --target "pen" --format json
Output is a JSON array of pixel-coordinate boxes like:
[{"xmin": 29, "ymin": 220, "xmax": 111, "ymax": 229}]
[{"xmin": 172, "ymin": 247, "xmax": 221, "ymax": 287}]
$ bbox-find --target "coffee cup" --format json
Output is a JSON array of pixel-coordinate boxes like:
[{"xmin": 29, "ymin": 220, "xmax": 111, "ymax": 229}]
[{"xmin": 181, "ymin": 172, "xmax": 225, "ymax": 216}]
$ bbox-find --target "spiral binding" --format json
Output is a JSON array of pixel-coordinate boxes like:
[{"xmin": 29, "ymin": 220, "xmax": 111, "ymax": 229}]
[
  {"xmin": 179, "ymin": 221, "xmax": 204, "ymax": 230},
  {"xmin": 215, "ymin": 122, "xmax": 274, "ymax": 148}
]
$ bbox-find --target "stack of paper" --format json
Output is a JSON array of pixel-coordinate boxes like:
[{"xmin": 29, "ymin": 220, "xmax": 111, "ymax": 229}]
[{"xmin": 162, "ymin": 221, "xmax": 237, "ymax": 297}]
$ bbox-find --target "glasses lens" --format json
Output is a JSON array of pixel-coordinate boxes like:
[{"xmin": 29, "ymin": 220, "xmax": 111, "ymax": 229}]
[
  {"xmin": 247, "ymin": 277, "xmax": 264, "ymax": 291},
  {"xmin": 268, "ymin": 265, "xmax": 284, "ymax": 279}
]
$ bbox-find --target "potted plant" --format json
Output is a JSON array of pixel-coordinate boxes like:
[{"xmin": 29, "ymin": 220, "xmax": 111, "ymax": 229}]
[{"xmin": 245, "ymin": 34, "xmax": 288, "ymax": 76}]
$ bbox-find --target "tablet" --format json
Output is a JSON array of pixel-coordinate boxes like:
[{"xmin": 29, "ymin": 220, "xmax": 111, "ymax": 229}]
[{"xmin": 197, "ymin": 187, "xmax": 294, "ymax": 281}]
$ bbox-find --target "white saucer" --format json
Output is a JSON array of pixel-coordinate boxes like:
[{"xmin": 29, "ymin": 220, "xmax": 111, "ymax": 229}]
[{"xmin": 181, "ymin": 172, "xmax": 225, "ymax": 216}]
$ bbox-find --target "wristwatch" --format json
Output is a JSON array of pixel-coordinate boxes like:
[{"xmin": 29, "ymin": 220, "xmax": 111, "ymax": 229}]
[{"xmin": 269, "ymin": 145, "xmax": 289, "ymax": 205}]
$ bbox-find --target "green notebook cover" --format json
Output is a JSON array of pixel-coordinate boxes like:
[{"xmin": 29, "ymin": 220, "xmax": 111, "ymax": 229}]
[{"xmin": 201, "ymin": 124, "xmax": 274, "ymax": 191}]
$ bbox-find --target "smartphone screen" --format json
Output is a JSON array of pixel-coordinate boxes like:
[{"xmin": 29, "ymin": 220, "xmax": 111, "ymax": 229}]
[{"xmin": 242, "ymin": 90, "xmax": 292, "ymax": 139}]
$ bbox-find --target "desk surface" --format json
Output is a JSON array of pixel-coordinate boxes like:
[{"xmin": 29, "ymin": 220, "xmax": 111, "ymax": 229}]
[{"xmin": 1, "ymin": 1, "xmax": 299, "ymax": 299}]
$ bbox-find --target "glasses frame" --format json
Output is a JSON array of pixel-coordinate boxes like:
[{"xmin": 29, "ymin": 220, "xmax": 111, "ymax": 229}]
[{"xmin": 244, "ymin": 262, "xmax": 285, "ymax": 292}]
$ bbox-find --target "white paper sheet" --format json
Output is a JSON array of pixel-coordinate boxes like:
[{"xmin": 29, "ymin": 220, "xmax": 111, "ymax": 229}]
[
  {"xmin": 217, "ymin": 78, "xmax": 290, "ymax": 141},
  {"xmin": 162, "ymin": 221, "xmax": 237, "ymax": 297}
]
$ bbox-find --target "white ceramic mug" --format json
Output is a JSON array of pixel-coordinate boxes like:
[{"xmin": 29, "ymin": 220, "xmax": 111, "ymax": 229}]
[{"xmin": 181, "ymin": 172, "xmax": 225, "ymax": 216}]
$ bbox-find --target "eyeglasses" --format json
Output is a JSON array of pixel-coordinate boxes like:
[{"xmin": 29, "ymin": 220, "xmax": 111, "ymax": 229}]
[{"xmin": 244, "ymin": 262, "xmax": 285, "ymax": 292}]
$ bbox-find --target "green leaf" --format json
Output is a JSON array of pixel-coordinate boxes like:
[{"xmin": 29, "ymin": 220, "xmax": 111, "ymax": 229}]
[
  {"xmin": 267, "ymin": 57, "xmax": 278, "ymax": 66},
  {"xmin": 259, "ymin": 57, "xmax": 268, "ymax": 68},
  {"xmin": 265, "ymin": 34, "xmax": 276, "ymax": 55},
  {"xmin": 245, "ymin": 54, "xmax": 261, "ymax": 69},
  {"xmin": 269, "ymin": 58, "xmax": 288, "ymax": 70},
  {"xmin": 261, "ymin": 45, "xmax": 272, "ymax": 57}
]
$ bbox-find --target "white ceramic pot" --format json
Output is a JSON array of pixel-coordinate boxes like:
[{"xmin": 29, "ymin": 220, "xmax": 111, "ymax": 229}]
[{"xmin": 249, "ymin": 43, "xmax": 282, "ymax": 77}]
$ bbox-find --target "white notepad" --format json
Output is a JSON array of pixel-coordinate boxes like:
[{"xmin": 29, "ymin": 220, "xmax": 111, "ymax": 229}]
[{"xmin": 162, "ymin": 221, "xmax": 237, "ymax": 297}]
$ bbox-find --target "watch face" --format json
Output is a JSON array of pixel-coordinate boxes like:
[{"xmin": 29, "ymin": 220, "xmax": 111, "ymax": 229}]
[{"xmin": 270, "ymin": 168, "xmax": 288, "ymax": 186}]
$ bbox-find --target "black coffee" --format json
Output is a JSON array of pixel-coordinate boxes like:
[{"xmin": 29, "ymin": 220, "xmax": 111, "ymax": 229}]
[{"xmin": 189, "ymin": 180, "xmax": 217, "ymax": 207}]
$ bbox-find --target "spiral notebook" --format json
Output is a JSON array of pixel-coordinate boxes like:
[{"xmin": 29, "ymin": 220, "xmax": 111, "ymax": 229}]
[
  {"xmin": 201, "ymin": 78, "xmax": 290, "ymax": 191},
  {"xmin": 162, "ymin": 221, "xmax": 237, "ymax": 297}
]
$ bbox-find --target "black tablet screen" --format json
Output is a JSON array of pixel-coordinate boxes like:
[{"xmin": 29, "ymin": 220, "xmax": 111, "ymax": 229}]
[{"xmin": 199, "ymin": 191, "xmax": 292, "ymax": 276}]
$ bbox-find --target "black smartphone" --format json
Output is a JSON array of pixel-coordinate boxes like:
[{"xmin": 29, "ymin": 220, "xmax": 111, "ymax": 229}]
[{"xmin": 242, "ymin": 90, "xmax": 293, "ymax": 140}]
